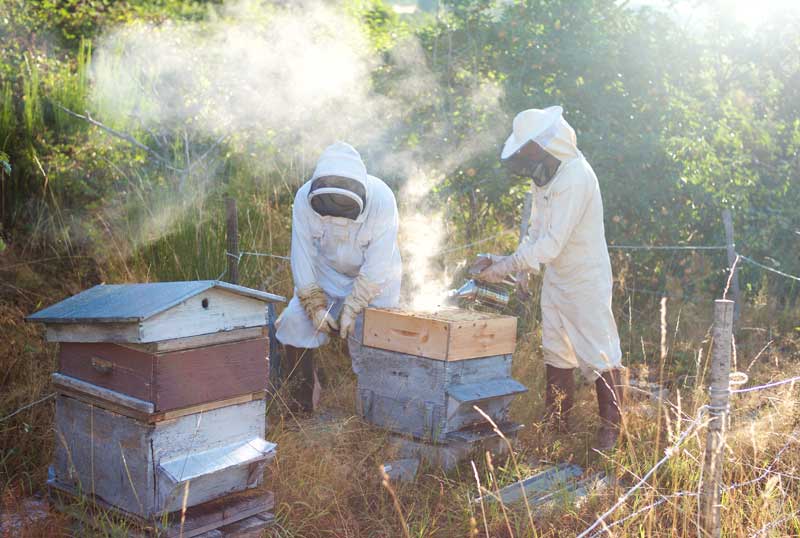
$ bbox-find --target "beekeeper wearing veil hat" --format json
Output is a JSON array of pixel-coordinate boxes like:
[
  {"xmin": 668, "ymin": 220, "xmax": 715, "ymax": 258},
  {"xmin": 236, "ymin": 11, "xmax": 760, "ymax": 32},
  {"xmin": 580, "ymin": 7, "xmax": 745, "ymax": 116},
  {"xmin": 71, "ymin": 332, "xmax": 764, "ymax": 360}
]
[
  {"xmin": 276, "ymin": 141, "xmax": 402, "ymax": 413},
  {"xmin": 477, "ymin": 106, "xmax": 624, "ymax": 451}
]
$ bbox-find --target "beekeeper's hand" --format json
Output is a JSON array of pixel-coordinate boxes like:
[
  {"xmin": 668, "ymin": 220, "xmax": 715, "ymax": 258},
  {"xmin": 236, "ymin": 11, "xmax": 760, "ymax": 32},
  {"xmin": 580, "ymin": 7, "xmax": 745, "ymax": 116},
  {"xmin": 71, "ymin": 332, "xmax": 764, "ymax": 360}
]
[
  {"xmin": 297, "ymin": 283, "xmax": 338, "ymax": 334},
  {"xmin": 477, "ymin": 255, "xmax": 520, "ymax": 283},
  {"xmin": 339, "ymin": 276, "xmax": 382, "ymax": 340},
  {"xmin": 311, "ymin": 307, "xmax": 339, "ymax": 334},
  {"xmin": 339, "ymin": 304, "xmax": 357, "ymax": 340}
]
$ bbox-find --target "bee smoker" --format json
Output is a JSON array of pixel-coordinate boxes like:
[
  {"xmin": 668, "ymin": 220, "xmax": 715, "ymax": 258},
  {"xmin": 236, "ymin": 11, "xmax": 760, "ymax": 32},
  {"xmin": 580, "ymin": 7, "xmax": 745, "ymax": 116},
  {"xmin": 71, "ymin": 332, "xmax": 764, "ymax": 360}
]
[{"xmin": 446, "ymin": 254, "xmax": 517, "ymax": 310}]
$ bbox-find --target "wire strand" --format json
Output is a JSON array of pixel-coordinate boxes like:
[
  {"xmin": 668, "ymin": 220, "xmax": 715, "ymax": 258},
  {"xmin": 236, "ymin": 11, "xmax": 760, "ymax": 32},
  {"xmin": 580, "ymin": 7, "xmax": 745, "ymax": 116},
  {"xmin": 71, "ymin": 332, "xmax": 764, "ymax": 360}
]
[
  {"xmin": 731, "ymin": 375, "xmax": 800, "ymax": 394},
  {"xmin": 739, "ymin": 255, "xmax": 800, "ymax": 283},
  {"xmin": 0, "ymin": 393, "xmax": 56, "ymax": 423},
  {"xmin": 608, "ymin": 245, "xmax": 727, "ymax": 251},
  {"xmin": 576, "ymin": 407, "xmax": 707, "ymax": 538}
]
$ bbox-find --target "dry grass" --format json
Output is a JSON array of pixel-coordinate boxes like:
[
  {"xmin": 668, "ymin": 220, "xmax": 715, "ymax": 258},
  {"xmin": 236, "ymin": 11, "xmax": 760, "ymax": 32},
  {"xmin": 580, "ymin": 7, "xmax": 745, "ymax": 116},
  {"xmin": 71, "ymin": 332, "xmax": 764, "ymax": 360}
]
[{"xmin": 3, "ymin": 205, "xmax": 800, "ymax": 537}]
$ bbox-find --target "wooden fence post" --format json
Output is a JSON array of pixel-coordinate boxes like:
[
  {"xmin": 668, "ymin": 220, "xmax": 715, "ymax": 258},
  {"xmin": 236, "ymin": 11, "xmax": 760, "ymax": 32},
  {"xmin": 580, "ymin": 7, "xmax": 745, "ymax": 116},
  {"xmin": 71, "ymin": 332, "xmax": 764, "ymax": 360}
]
[
  {"xmin": 722, "ymin": 209, "xmax": 741, "ymax": 324},
  {"xmin": 699, "ymin": 299, "xmax": 734, "ymax": 538},
  {"xmin": 226, "ymin": 197, "xmax": 239, "ymax": 285}
]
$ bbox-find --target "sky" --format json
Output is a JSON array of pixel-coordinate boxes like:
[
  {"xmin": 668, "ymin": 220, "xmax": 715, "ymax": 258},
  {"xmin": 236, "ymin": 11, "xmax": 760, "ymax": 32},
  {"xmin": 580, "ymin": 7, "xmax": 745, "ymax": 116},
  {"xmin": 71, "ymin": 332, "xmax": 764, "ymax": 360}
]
[{"xmin": 627, "ymin": 0, "xmax": 800, "ymax": 30}]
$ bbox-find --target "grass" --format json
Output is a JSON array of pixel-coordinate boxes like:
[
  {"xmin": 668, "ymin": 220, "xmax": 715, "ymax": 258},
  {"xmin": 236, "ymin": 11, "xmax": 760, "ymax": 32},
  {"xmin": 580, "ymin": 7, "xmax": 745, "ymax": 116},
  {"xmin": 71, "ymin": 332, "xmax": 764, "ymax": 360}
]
[{"xmin": 2, "ymin": 194, "xmax": 800, "ymax": 537}]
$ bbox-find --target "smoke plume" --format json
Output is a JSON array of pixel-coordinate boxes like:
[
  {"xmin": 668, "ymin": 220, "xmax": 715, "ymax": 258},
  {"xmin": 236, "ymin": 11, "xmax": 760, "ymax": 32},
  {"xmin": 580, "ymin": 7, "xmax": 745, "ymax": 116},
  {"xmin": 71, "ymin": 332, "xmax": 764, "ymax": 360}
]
[{"xmin": 90, "ymin": 0, "xmax": 507, "ymax": 306}]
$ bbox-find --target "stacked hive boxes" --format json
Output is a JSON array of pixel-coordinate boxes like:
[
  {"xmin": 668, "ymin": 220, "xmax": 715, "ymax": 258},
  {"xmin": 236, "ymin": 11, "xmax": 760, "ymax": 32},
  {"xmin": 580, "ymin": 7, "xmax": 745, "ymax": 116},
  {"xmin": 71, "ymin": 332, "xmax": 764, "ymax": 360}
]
[
  {"xmin": 28, "ymin": 281, "xmax": 285, "ymax": 535},
  {"xmin": 350, "ymin": 308, "xmax": 527, "ymax": 469}
]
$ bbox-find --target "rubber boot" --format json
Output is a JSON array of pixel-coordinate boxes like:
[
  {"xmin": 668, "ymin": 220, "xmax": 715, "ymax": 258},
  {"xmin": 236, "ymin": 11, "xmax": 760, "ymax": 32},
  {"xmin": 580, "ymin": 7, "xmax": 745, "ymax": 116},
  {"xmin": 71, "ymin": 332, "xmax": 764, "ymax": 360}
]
[
  {"xmin": 282, "ymin": 345, "xmax": 317, "ymax": 413},
  {"xmin": 543, "ymin": 365, "xmax": 575, "ymax": 432},
  {"xmin": 595, "ymin": 369, "xmax": 624, "ymax": 451}
]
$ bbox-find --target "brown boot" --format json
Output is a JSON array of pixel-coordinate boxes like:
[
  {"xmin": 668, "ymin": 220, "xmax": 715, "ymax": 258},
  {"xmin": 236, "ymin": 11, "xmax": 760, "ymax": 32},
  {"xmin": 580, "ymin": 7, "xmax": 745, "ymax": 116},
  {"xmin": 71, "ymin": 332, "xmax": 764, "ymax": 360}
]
[
  {"xmin": 595, "ymin": 369, "xmax": 624, "ymax": 451},
  {"xmin": 543, "ymin": 365, "xmax": 575, "ymax": 432},
  {"xmin": 282, "ymin": 345, "xmax": 317, "ymax": 413}
]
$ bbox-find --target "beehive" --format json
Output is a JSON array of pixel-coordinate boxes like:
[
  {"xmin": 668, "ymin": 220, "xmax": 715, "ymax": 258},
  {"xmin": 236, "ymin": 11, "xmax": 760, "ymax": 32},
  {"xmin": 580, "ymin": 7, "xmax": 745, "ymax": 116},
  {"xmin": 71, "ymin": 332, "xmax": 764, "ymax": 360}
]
[
  {"xmin": 351, "ymin": 308, "xmax": 526, "ymax": 443},
  {"xmin": 28, "ymin": 280, "xmax": 285, "ymax": 526}
]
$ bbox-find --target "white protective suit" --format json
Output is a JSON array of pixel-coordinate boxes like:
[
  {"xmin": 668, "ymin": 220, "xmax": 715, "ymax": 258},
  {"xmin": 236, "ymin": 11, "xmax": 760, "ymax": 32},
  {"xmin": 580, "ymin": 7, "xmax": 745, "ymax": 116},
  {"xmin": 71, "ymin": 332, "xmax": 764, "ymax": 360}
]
[
  {"xmin": 505, "ymin": 108, "xmax": 622, "ymax": 379},
  {"xmin": 275, "ymin": 143, "xmax": 402, "ymax": 349}
]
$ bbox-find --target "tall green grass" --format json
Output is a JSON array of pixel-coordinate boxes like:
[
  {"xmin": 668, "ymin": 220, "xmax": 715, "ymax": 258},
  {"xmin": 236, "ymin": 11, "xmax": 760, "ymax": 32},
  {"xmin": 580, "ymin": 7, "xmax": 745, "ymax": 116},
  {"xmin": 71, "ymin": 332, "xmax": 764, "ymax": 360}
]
[{"xmin": 51, "ymin": 38, "xmax": 92, "ymax": 133}]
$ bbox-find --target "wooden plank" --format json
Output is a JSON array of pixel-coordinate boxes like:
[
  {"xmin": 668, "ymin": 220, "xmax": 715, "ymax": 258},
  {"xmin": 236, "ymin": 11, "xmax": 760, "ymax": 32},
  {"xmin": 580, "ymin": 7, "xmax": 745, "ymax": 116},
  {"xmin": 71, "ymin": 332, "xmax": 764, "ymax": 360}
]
[
  {"xmin": 447, "ymin": 316, "xmax": 517, "ymax": 360},
  {"xmin": 165, "ymin": 491, "xmax": 274, "ymax": 538},
  {"xmin": 208, "ymin": 511, "xmax": 274, "ymax": 538},
  {"xmin": 155, "ymin": 392, "xmax": 266, "ymax": 423},
  {"xmin": 52, "ymin": 373, "xmax": 155, "ymax": 414},
  {"xmin": 363, "ymin": 308, "xmax": 451, "ymax": 360},
  {"xmin": 474, "ymin": 463, "xmax": 584, "ymax": 505},
  {"xmin": 46, "ymin": 322, "xmax": 140, "ymax": 343},
  {"xmin": 57, "ymin": 337, "xmax": 268, "ymax": 413},
  {"xmin": 49, "ymin": 476, "xmax": 273, "ymax": 537},
  {"xmin": 152, "ymin": 399, "xmax": 266, "ymax": 463},
  {"xmin": 140, "ymin": 289, "xmax": 267, "ymax": 343},
  {"xmin": 58, "ymin": 342, "xmax": 155, "ymax": 402},
  {"xmin": 54, "ymin": 386, "xmax": 152, "ymax": 423},
  {"xmin": 54, "ymin": 385, "xmax": 265, "ymax": 424},
  {"xmin": 53, "ymin": 394, "xmax": 157, "ymax": 516},
  {"xmin": 154, "ymin": 337, "xmax": 268, "ymax": 411},
  {"xmin": 124, "ymin": 326, "xmax": 268, "ymax": 353},
  {"xmin": 363, "ymin": 308, "xmax": 517, "ymax": 361}
]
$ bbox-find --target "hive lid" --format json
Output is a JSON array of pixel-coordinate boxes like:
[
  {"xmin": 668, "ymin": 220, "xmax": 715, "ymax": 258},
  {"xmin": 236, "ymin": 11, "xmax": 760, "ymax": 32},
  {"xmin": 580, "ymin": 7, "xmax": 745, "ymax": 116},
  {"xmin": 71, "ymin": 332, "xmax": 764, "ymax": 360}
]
[
  {"xmin": 447, "ymin": 378, "xmax": 528, "ymax": 404},
  {"xmin": 27, "ymin": 280, "xmax": 285, "ymax": 324}
]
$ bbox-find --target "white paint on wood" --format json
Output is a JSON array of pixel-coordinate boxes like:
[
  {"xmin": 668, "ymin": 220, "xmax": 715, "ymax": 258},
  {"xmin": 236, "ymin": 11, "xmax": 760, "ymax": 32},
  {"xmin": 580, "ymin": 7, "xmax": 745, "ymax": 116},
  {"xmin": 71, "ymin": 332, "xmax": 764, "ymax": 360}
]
[
  {"xmin": 52, "ymin": 395, "xmax": 270, "ymax": 518},
  {"xmin": 46, "ymin": 322, "xmax": 141, "ymax": 343},
  {"xmin": 125, "ymin": 326, "xmax": 267, "ymax": 353},
  {"xmin": 140, "ymin": 289, "xmax": 267, "ymax": 343},
  {"xmin": 152, "ymin": 399, "xmax": 266, "ymax": 462},
  {"xmin": 52, "ymin": 373, "xmax": 155, "ymax": 414},
  {"xmin": 158, "ymin": 437, "xmax": 275, "ymax": 511}
]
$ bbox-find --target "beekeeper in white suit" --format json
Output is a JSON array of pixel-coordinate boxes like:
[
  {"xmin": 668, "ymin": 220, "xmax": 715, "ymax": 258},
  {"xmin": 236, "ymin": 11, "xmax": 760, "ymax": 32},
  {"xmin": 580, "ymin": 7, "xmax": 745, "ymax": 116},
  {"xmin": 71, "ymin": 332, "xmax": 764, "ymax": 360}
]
[
  {"xmin": 275, "ymin": 142, "xmax": 402, "ymax": 413},
  {"xmin": 477, "ymin": 106, "xmax": 624, "ymax": 450}
]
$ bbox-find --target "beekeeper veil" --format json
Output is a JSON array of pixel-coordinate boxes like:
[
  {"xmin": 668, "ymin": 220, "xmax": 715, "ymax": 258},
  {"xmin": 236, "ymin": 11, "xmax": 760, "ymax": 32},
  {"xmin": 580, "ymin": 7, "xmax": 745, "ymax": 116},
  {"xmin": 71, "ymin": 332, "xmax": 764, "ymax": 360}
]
[
  {"xmin": 308, "ymin": 142, "xmax": 368, "ymax": 220},
  {"xmin": 501, "ymin": 106, "xmax": 580, "ymax": 163}
]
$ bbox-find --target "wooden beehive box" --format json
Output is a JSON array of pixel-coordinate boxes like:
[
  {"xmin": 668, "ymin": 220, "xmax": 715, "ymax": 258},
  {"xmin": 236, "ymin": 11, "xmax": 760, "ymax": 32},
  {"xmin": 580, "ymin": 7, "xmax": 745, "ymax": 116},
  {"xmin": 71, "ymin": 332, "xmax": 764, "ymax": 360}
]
[
  {"xmin": 351, "ymin": 311, "xmax": 526, "ymax": 442},
  {"xmin": 28, "ymin": 281, "xmax": 284, "ymax": 415},
  {"xmin": 362, "ymin": 308, "xmax": 517, "ymax": 361},
  {"xmin": 27, "ymin": 281, "xmax": 285, "ymax": 524},
  {"xmin": 51, "ymin": 394, "xmax": 275, "ymax": 519}
]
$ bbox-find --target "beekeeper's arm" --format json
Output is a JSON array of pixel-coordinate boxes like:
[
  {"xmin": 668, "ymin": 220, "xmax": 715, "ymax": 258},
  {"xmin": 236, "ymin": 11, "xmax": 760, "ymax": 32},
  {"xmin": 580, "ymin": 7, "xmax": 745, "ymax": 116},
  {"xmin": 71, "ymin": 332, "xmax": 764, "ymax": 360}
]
[
  {"xmin": 291, "ymin": 190, "xmax": 339, "ymax": 333},
  {"xmin": 514, "ymin": 176, "xmax": 588, "ymax": 270},
  {"xmin": 479, "ymin": 174, "xmax": 587, "ymax": 283},
  {"xmin": 339, "ymin": 196, "xmax": 400, "ymax": 339}
]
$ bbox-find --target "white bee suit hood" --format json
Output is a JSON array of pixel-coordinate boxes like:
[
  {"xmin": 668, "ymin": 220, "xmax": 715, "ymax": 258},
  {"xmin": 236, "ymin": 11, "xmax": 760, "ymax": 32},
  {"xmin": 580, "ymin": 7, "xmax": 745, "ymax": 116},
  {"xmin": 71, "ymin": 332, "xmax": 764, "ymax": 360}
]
[
  {"xmin": 276, "ymin": 142, "xmax": 402, "ymax": 349},
  {"xmin": 507, "ymin": 109, "xmax": 622, "ymax": 379},
  {"xmin": 501, "ymin": 106, "xmax": 579, "ymax": 162}
]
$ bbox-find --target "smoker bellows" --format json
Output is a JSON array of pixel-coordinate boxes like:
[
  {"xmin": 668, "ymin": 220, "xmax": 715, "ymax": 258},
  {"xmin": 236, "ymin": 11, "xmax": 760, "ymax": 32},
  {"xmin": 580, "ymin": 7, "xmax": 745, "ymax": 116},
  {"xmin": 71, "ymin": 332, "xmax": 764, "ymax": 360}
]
[{"xmin": 28, "ymin": 280, "xmax": 285, "ymax": 534}]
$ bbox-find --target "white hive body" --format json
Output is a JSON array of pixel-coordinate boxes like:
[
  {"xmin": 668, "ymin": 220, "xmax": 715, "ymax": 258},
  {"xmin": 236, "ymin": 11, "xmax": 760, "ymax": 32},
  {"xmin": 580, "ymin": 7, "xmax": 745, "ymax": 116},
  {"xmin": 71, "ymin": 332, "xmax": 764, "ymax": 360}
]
[
  {"xmin": 350, "ymin": 309, "xmax": 527, "ymax": 446},
  {"xmin": 52, "ymin": 396, "xmax": 274, "ymax": 518}
]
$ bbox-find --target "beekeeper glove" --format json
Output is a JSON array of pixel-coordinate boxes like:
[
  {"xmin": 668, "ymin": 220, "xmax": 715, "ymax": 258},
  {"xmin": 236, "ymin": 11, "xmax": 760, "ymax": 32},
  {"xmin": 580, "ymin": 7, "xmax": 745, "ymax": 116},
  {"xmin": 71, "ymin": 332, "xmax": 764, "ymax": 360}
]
[
  {"xmin": 340, "ymin": 276, "xmax": 382, "ymax": 339},
  {"xmin": 297, "ymin": 284, "xmax": 339, "ymax": 334},
  {"xmin": 477, "ymin": 254, "xmax": 524, "ymax": 284}
]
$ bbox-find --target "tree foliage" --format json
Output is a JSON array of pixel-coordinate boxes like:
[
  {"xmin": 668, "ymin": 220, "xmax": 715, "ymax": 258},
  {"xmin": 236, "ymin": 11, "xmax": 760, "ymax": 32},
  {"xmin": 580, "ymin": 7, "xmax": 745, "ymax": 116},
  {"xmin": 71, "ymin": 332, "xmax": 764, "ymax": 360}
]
[{"xmin": 1, "ymin": 0, "xmax": 798, "ymax": 302}]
